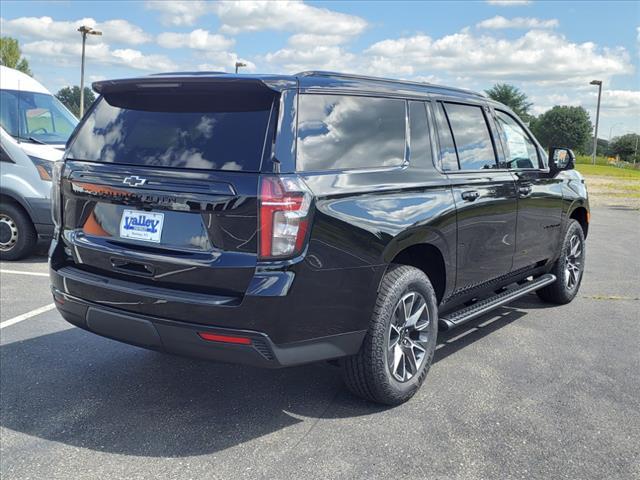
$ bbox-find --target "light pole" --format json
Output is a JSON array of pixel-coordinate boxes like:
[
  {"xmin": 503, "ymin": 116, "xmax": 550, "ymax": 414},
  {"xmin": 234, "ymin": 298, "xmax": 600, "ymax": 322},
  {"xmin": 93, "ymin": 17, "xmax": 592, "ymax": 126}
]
[
  {"xmin": 235, "ymin": 61, "xmax": 246, "ymax": 74},
  {"xmin": 78, "ymin": 25, "xmax": 102, "ymax": 118},
  {"xmin": 590, "ymin": 79, "xmax": 602, "ymax": 165}
]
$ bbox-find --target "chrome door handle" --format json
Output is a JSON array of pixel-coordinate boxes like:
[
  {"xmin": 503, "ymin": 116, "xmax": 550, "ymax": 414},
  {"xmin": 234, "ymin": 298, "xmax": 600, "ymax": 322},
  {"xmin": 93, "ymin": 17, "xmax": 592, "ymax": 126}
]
[
  {"xmin": 518, "ymin": 185, "xmax": 533, "ymax": 197},
  {"xmin": 461, "ymin": 190, "xmax": 480, "ymax": 202}
]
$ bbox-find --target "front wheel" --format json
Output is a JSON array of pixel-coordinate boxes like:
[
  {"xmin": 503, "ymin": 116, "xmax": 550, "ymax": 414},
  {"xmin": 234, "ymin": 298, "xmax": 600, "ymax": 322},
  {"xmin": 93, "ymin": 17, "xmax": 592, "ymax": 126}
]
[
  {"xmin": 0, "ymin": 203, "xmax": 37, "ymax": 261},
  {"xmin": 342, "ymin": 265, "xmax": 438, "ymax": 405},
  {"xmin": 537, "ymin": 219, "xmax": 586, "ymax": 304}
]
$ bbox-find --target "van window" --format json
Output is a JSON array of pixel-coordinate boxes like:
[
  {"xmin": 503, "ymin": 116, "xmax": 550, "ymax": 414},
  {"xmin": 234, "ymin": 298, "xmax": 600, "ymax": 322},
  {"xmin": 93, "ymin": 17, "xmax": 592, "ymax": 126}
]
[
  {"xmin": 0, "ymin": 90, "xmax": 77, "ymax": 144},
  {"xmin": 408, "ymin": 101, "xmax": 433, "ymax": 168},
  {"xmin": 297, "ymin": 94, "xmax": 405, "ymax": 171},
  {"xmin": 67, "ymin": 91, "xmax": 274, "ymax": 171},
  {"xmin": 495, "ymin": 110, "xmax": 540, "ymax": 169},
  {"xmin": 433, "ymin": 102, "xmax": 459, "ymax": 171},
  {"xmin": 444, "ymin": 103, "xmax": 497, "ymax": 171}
]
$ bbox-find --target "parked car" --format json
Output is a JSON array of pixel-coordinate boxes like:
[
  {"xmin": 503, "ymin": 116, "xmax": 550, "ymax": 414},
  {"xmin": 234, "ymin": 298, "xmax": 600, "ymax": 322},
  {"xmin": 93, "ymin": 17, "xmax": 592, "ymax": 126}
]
[
  {"xmin": 0, "ymin": 66, "xmax": 78, "ymax": 260},
  {"xmin": 49, "ymin": 71, "xmax": 589, "ymax": 405}
]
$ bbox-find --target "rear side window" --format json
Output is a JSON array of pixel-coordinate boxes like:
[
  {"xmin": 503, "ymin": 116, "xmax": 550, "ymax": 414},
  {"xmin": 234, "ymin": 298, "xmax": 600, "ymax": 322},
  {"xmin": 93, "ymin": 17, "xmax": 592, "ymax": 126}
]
[
  {"xmin": 67, "ymin": 91, "xmax": 274, "ymax": 171},
  {"xmin": 433, "ymin": 102, "xmax": 459, "ymax": 171},
  {"xmin": 444, "ymin": 103, "xmax": 497, "ymax": 171},
  {"xmin": 296, "ymin": 94, "xmax": 406, "ymax": 171},
  {"xmin": 408, "ymin": 101, "xmax": 433, "ymax": 168}
]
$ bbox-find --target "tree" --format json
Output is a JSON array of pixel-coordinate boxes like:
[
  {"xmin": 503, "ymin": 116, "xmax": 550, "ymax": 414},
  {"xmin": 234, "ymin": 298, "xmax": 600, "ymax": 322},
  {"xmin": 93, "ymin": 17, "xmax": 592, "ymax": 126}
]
[
  {"xmin": 610, "ymin": 133, "xmax": 640, "ymax": 162},
  {"xmin": 530, "ymin": 106, "xmax": 593, "ymax": 152},
  {"xmin": 0, "ymin": 36, "xmax": 32, "ymax": 76},
  {"xmin": 55, "ymin": 86, "xmax": 96, "ymax": 118},
  {"xmin": 485, "ymin": 83, "xmax": 533, "ymax": 121}
]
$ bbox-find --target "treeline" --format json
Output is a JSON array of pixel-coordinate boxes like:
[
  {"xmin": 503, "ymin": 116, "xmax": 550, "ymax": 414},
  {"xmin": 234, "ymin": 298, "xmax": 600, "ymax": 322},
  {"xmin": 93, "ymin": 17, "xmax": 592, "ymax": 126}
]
[{"xmin": 486, "ymin": 83, "xmax": 638, "ymax": 163}]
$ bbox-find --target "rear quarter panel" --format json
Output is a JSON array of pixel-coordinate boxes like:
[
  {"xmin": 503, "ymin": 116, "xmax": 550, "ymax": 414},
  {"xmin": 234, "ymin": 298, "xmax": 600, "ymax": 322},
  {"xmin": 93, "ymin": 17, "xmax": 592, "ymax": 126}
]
[{"xmin": 301, "ymin": 167, "xmax": 457, "ymax": 298}]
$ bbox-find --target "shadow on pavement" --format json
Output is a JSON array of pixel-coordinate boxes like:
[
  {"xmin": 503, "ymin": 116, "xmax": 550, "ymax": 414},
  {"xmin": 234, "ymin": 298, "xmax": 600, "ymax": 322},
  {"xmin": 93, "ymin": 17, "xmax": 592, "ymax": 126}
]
[{"xmin": 1, "ymin": 302, "xmax": 531, "ymax": 457}]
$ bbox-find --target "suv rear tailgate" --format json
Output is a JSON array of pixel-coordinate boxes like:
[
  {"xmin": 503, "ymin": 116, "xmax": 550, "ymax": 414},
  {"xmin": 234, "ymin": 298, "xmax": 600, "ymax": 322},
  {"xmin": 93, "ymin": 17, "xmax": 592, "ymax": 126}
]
[{"xmin": 57, "ymin": 77, "xmax": 280, "ymax": 299}]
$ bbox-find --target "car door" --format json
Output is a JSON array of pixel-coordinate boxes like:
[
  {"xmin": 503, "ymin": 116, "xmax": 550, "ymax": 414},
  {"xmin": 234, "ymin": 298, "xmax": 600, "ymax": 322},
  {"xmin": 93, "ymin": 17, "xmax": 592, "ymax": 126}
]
[
  {"xmin": 492, "ymin": 109, "xmax": 564, "ymax": 271},
  {"xmin": 433, "ymin": 100, "xmax": 517, "ymax": 292}
]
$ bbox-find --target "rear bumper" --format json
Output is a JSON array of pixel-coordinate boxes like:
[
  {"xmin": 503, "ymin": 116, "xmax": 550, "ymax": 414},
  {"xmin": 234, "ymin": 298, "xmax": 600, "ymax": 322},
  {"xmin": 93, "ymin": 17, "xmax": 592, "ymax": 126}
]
[{"xmin": 52, "ymin": 287, "xmax": 365, "ymax": 368}]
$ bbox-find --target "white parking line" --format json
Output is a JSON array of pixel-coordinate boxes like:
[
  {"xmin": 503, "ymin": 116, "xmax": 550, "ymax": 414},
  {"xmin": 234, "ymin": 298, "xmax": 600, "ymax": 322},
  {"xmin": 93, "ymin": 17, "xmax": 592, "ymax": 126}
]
[
  {"xmin": 0, "ymin": 269, "xmax": 49, "ymax": 277},
  {"xmin": 0, "ymin": 303, "xmax": 56, "ymax": 330}
]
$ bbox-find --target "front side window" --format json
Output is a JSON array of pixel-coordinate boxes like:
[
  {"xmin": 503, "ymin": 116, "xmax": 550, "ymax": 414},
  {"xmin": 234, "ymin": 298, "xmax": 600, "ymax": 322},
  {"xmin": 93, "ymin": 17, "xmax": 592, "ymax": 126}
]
[
  {"xmin": 444, "ymin": 103, "xmax": 497, "ymax": 171},
  {"xmin": 0, "ymin": 90, "xmax": 77, "ymax": 144},
  {"xmin": 495, "ymin": 110, "xmax": 540, "ymax": 169},
  {"xmin": 297, "ymin": 94, "xmax": 406, "ymax": 171}
]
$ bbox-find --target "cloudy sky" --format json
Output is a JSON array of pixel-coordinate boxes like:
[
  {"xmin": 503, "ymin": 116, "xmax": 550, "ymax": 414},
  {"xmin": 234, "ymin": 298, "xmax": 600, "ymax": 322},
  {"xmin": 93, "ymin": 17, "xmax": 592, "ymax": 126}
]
[{"xmin": 2, "ymin": 0, "xmax": 639, "ymax": 136}]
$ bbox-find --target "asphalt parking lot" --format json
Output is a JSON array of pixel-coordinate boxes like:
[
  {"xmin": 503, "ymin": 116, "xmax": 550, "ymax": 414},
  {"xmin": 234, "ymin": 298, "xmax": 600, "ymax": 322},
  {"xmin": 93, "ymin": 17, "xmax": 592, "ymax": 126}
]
[{"xmin": 1, "ymin": 206, "xmax": 638, "ymax": 480}]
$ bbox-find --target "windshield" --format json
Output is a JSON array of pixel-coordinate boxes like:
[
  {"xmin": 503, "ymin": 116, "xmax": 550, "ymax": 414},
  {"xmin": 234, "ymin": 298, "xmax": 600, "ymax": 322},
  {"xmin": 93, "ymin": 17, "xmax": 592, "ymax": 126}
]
[
  {"xmin": 66, "ymin": 90, "xmax": 274, "ymax": 171},
  {"xmin": 0, "ymin": 89, "xmax": 78, "ymax": 144}
]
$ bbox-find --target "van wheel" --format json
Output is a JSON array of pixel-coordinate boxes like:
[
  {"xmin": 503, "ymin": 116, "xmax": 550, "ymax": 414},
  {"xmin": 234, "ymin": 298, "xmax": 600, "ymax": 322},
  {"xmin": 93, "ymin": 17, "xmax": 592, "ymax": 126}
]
[
  {"xmin": 342, "ymin": 265, "xmax": 438, "ymax": 405},
  {"xmin": 0, "ymin": 203, "xmax": 37, "ymax": 261},
  {"xmin": 537, "ymin": 219, "xmax": 585, "ymax": 305}
]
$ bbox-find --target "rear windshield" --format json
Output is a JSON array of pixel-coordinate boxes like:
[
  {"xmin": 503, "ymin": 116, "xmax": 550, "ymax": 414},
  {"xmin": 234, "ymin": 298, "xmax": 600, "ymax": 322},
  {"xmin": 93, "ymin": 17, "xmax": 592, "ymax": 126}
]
[{"xmin": 67, "ymin": 90, "xmax": 274, "ymax": 171}]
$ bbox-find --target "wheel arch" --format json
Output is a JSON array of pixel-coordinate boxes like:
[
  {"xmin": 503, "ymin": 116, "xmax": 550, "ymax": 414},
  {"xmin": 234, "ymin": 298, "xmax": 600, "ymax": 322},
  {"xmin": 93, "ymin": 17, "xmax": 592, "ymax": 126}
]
[
  {"xmin": 0, "ymin": 190, "xmax": 35, "ymax": 223},
  {"xmin": 569, "ymin": 205, "xmax": 589, "ymax": 238},
  {"xmin": 387, "ymin": 243, "xmax": 448, "ymax": 305}
]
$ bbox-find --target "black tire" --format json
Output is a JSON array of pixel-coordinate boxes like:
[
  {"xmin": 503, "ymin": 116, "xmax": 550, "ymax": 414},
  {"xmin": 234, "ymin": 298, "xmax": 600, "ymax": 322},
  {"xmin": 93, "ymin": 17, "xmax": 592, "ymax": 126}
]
[
  {"xmin": 342, "ymin": 265, "xmax": 438, "ymax": 405},
  {"xmin": 537, "ymin": 219, "xmax": 585, "ymax": 305},
  {"xmin": 0, "ymin": 202, "xmax": 37, "ymax": 261}
]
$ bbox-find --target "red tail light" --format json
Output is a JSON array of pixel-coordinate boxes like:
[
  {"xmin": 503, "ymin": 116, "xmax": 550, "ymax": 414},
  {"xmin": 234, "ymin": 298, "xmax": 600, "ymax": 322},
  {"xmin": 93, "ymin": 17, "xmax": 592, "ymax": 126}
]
[
  {"xmin": 198, "ymin": 332, "xmax": 252, "ymax": 345},
  {"xmin": 259, "ymin": 175, "xmax": 312, "ymax": 260}
]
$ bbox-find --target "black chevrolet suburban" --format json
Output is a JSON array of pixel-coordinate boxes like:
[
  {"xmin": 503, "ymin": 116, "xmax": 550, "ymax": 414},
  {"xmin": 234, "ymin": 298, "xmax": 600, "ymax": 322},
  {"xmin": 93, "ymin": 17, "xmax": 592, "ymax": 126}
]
[{"xmin": 49, "ymin": 71, "xmax": 589, "ymax": 405}]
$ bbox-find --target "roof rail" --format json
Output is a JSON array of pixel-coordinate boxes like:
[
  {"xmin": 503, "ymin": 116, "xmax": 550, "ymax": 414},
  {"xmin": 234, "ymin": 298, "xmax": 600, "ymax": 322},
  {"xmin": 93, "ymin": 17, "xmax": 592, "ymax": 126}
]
[{"xmin": 295, "ymin": 70, "xmax": 484, "ymax": 98}]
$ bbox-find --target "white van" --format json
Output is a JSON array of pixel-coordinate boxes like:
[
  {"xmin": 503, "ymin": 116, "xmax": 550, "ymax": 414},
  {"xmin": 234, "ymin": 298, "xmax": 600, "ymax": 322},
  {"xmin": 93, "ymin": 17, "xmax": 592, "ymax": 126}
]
[{"xmin": 0, "ymin": 65, "xmax": 78, "ymax": 260}]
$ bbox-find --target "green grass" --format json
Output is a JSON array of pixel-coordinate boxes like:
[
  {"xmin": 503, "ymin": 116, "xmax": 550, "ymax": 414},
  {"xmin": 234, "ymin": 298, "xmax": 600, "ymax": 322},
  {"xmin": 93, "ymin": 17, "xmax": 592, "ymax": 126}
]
[{"xmin": 575, "ymin": 163, "xmax": 640, "ymax": 179}]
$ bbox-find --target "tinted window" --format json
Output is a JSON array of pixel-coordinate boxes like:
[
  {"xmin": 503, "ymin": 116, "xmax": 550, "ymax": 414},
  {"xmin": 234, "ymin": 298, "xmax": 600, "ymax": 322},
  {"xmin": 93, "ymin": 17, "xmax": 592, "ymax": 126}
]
[
  {"xmin": 495, "ymin": 110, "xmax": 539, "ymax": 169},
  {"xmin": 408, "ymin": 101, "xmax": 433, "ymax": 168},
  {"xmin": 444, "ymin": 103, "xmax": 497, "ymax": 171},
  {"xmin": 67, "ymin": 92, "xmax": 273, "ymax": 171},
  {"xmin": 0, "ymin": 90, "xmax": 77, "ymax": 144},
  {"xmin": 433, "ymin": 102, "xmax": 459, "ymax": 171},
  {"xmin": 297, "ymin": 94, "xmax": 405, "ymax": 171}
]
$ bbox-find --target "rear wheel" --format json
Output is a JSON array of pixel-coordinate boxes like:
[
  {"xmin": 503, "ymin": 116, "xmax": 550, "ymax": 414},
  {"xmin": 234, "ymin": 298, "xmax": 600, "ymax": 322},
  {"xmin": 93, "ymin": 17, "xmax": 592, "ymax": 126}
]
[
  {"xmin": 537, "ymin": 219, "xmax": 585, "ymax": 304},
  {"xmin": 342, "ymin": 265, "xmax": 438, "ymax": 405},
  {"xmin": 0, "ymin": 203, "xmax": 37, "ymax": 261}
]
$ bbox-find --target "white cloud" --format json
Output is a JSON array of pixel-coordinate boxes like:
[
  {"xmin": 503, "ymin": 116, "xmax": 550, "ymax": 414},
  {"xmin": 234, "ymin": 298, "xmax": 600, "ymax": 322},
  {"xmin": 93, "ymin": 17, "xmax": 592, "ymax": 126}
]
[
  {"xmin": 599, "ymin": 89, "xmax": 640, "ymax": 117},
  {"xmin": 21, "ymin": 40, "xmax": 176, "ymax": 71},
  {"xmin": 197, "ymin": 52, "xmax": 256, "ymax": 73},
  {"xmin": 288, "ymin": 34, "xmax": 349, "ymax": 49},
  {"xmin": 214, "ymin": 1, "xmax": 367, "ymax": 38},
  {"xmin": 157, "ymin": 29, "xmax": 234, "ymax": 50},
  {"xmin": 0, "ymin": 16, "xmax": 151, "ymax": 44},
  {"xmin": 263, "ymin": 45, "xmax": 357, "ymax": 73},
  {"xmin": 477, "ymin": 16, "xmax": 559, "ymax": 29},
  {"xmin": 364, "ymin": 30, "xmax": 633, "ymax": 86},
  {"xmin": 486, "ymin": 0, "xmax": 531, "ymax": 5},
  {"xmin": 145, "ymin": 1, "xmax": 210, "ymax": 26}
]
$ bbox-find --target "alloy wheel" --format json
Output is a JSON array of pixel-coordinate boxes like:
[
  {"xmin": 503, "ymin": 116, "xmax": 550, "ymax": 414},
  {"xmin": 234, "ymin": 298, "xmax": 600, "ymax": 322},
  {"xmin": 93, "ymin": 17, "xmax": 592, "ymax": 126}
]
[
  {"xmin": 387, "ymin": 291, "xmax": 431, "ymax": 382},
  {"xmin": 565, "ymin": 234, "xmax": 583, "ymax": 290}
]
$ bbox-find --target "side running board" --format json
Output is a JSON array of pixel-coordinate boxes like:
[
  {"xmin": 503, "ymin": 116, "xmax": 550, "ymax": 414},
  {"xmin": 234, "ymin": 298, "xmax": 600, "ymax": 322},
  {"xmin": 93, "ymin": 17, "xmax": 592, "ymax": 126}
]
[{"xmin": 440, "ymin": 274, "xmax": 556, "ymax": 331}]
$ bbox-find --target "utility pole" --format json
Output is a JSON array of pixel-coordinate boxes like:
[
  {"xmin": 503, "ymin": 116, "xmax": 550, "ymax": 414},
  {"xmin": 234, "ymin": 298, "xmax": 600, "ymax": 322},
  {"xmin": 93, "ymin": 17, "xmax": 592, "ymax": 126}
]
[
  {"xmin": 590, "ymin": 80, "xmax": 602, "ymax": 165},
  {"xmin": 78, "ymin": 25, "xmax": 102, "ymax": 118}
]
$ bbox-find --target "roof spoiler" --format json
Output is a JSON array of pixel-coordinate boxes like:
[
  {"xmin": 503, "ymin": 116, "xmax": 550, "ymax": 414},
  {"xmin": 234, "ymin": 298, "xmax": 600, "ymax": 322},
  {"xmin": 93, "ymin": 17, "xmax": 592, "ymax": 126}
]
[{"xmin": 92, "ymin": 75, "xmax": 297, "ymax": 95}]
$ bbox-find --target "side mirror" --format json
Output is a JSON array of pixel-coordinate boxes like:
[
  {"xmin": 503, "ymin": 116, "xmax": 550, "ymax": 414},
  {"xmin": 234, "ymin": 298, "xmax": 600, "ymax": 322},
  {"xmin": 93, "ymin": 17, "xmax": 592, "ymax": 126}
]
[{"xmin": 549, "ymin": 147, "xmax": 575, "ymax": 173}]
